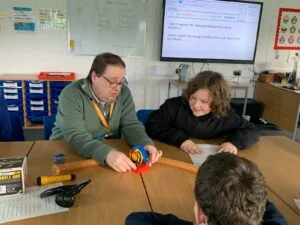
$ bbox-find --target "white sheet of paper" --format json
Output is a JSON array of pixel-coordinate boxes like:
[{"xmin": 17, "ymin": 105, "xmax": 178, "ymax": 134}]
[
  {"xmin": 189, "ymin": 144, "xmax": 219, "ymax": 166},
  {"xmin": 0, "ymin": 183, "xmax": 69, "ymax": 224},
  {"xmin": 294, "ymin": 199, "xmax": 300, "ymax": 211}
]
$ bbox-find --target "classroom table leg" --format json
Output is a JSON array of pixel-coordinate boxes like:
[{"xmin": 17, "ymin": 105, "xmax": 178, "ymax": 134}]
[
  {"xmin": 242, "ymin": 88, "xmax": 249, "ymax": 117},
  {"xmin": 292, "ymin": 101, "xmax": 300, "ymax": 141},
  {"xmin": 167, "ymin": 81, "xmax": 171, "ymax": 98}
]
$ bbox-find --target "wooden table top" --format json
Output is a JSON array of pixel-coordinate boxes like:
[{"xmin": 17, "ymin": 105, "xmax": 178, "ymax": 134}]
[
  {"xmin": 154, "ymin": 136, "xmax": 300, "ymax": 224},
  {"xmin": 0, "ymin": 141, "xmax": 34, "ymax": 158},
  {"xmin": 2, "ymin": 136, "xmax": 300, "ymax": 224},
  {"xmin": 238, "ymin": 136, "xmax": 300, "ymax": 216},
  {"xmin": 267, "ymin": 188, "xmax": 300, "ymax": 224},
  {"xmin": 7, "ymin": 140, "xmax": 151, "ymax": 225},
  {"xmin": 109, "ymin": 137, "xmax": 300, "ymax": 224},
  {"xmin": 142, "ymin": 163, "xmax": 196, "ymax": 222},
  {"xmin": 153, "ymin": 138, "xmax": 223, "ymax": 163}
]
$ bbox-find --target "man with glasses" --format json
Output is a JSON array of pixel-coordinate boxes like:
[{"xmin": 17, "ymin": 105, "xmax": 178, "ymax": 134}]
[{"xmin": 51, "ymin": 53, "xmax": 162, "ymax": 172}]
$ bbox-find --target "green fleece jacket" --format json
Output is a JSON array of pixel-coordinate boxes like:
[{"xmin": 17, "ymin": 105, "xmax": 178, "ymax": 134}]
[{"xmin": 50, "ymin": 78, "xmax": 153, "ymax": 164}]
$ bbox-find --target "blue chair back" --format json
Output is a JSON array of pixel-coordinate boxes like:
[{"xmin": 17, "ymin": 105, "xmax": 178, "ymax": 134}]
[
  {"xmin": 136, "ymin": 109, "xmax": 154, "ymax": 125},
  {"xmin": 43, "ymin": 114, "xmax": 56, "ymax": 140},
  {"xmin": 0, "ymin": 102, "xmax": 13, "ymax": 141},
  {"xmin": 0, "ymin": 102, "xmax": 24, "ymax": 141},
  {"xmin": 10, "ymin": 112, "xmax": 25, "ymax": 141}
]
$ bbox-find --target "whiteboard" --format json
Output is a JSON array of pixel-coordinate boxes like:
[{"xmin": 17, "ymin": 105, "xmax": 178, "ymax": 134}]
[{"xmin": 68, "ymin": 0, "xmax": 147, "ymax": 57}]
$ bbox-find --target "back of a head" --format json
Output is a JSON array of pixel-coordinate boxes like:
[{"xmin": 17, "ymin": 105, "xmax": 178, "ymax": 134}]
[{"xmin": 195, "ymin": 152, "xmax": 267, "ymax": 225}]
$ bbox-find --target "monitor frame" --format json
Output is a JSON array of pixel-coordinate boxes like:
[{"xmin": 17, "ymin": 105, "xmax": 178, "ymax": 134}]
[{"xmin": 160, "ymin": 0, "xmax": 264, "ymax": 64}]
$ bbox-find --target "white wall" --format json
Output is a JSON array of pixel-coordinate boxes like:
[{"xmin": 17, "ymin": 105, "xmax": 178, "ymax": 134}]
[{"xmin": 0, "ymin": 0, "xmax": 300, "ymax": 110}]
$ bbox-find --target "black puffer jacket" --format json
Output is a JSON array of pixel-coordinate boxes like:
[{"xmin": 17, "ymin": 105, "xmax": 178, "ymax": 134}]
[{"xmin": 146, "ymin": 97, "xmax": 259, "ymax": 149}]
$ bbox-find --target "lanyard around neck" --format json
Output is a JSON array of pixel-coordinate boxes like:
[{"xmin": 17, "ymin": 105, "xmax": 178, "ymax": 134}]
[{"xmin": 92, "ymin": 100, "xmax": 114, "ymax": 132}]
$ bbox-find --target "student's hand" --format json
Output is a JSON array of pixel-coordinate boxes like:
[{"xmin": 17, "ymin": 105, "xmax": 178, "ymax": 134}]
[
  {"xmin": 216, "ymin": 142, "xmax": 238, "ymax": 154},
  {"xmin": 106, "ymin": 150, "xmax": 137, "ymax": 172},
  {"xmin": 180, "ymin": 140, "xmax": 202, "ymax": 154},
  {"xmin": 144, "ymin": 145, "xmax": 163, "ymax": 166}
]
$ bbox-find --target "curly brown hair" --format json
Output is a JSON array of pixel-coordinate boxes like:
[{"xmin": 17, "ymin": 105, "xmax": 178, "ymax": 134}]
[{"xmin": 182, "ymin": 71, "xmax": 230, "ymax": 117}]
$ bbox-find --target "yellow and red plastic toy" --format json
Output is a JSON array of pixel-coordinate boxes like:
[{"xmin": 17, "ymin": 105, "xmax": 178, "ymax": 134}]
[{"xmin": 129, "ymin": 145, "xmax": 150, "ymax": 173}]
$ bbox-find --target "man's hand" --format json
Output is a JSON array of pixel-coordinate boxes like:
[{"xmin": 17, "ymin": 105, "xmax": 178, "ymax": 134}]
[
  {"xmin": 216, "ymin": 142, "xmax": 238, "ymax": 154},
  {"xmin": 144, "ymin": 145, "xmax": 163, "ymax": 166},
  {"xmin": 180, "ymin": 140, "xmax": 202, "ymax": 154},
  {"xmin": 106, "ymin": 150, "xmax": 137, "ymax": 172}
]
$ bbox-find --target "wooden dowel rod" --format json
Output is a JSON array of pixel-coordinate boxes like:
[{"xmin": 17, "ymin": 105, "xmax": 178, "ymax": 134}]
[
  {"xmin": 52, "ymin": 159, "xmax": 98, "ymax": 175},
  {"xmin": 52, "ymin": 157, "xmax": 199, "ymax": 175},
  {"xmin": 157, "ymin": 157, "xmax": 198, "ymax": 173}
]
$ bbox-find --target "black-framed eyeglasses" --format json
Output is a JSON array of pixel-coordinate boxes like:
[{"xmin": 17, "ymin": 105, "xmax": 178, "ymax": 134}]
[{"xmin": 101, "ymin": 75, "xmax": 128, "ymax": 88}]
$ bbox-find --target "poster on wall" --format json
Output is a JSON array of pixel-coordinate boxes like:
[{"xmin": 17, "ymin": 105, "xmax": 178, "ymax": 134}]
[
  {"xmin": 274, "ymin": 8, "xmax": 300, "ymax": 50},
  {"xmin": 39, "ymin": 9, "xmax": 66, "ymax": 30},
  {"xmin": 13, "ymin": 7, "xmax": 35, "ymax": 32}
]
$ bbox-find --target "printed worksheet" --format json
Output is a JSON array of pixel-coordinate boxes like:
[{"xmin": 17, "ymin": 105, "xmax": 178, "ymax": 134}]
[
  {"xmin": 0, "ymin": 183, "xmax": 69, "ymax": 223},
  {"xmin": 189, "ymin": 144, "xmax": 219, "ymax": 166}
]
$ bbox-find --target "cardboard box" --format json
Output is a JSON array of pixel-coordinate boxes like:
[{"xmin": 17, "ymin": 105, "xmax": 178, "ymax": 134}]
[{"xmin": 0, "ymin": 157, "xmax": 27, "ymax": 196}]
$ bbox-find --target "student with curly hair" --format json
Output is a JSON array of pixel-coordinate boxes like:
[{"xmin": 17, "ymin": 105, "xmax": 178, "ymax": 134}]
[{"xmin": 145, "ymin": 71, "xmax": 260, "ymax": 154}]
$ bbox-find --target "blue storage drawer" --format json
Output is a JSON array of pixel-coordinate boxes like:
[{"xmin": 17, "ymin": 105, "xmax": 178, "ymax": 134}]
[
  {"xmin": 0, "ymin": 88, "xmax": 22, "ymax": 95},
  {"xmin": 0, "ymin": 99, "xmax": 23, "ymax": 105},
  {"xmin": 27, "ymin": 110, "xmax": 48, "ymax": 117},
  {"xmin": 51, "ymin": 104, "xmax": 58, "ymax": 111},
  {"xmin": 51, "ymin": 103, "xmax": 58, "ymax": 109},
  {"xmin": 26, "ymin": 115, "xmax": 44, "ymax": 122},
  {"xmin": 26, "ymin": 92, "xmax": 48, "ymax": 99},
  {"xmin": 51, "ymin": 99, "xmax": 59, "ymax": 105},
  {"xmin": 0, "ymin": 79, "xmax": 73, "ymax": 126},
  {"xmin": 50, "ymin": 92, "xmax": 61, "ymax": 99},
  {"xmin": 51, "ymin": 109, "xmax": 58, "ymax": 115},
  {"xmin": 27, "ymin": 110, "xmax": 48, "ymax": 122},
  {"xmin": 50, "ymin": 81, "xmax": 70, "ymax": 88},
  {"xmin": 8, "ymin": 110, "xmax": 23, "ymax": 117},
  {"xmin": 0, "ymin": 80, "xmax": 22, "ymax": 88},
  {"xmin": 0, "ymin": 93, "xmax": 22, "ymax": 100},
  {"xmin": 26, "ymin": 105, "xmax": 48, "ymax": 112},
  {"xmin": 50, "ymin": 87, "xmax": 64, "ymax": 94},
  {"xmin": 26, "ymin": 99, "xmax": 48, "ymax": 106},
  {"xmin": 25, "ymin": 87, "xmax": 47, "ymax": 94},
  {"xmin": 25, "ymin": 80, "xmax": 46, "ymax": 88},
  {"xmin": 7, "ymin": 104, "xmax": 23, "ymax": 112}
]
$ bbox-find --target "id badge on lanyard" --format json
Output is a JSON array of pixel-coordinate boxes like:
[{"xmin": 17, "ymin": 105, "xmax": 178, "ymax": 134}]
[{"xmin": 92, "ymin": 100, "xmax": 114, "ymax": 138}]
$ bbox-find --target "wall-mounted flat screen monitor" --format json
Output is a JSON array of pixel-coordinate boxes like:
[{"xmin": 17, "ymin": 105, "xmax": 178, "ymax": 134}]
[{"xmin": 160, "ymin": 0, "xmax": 263, "ymax": 64}]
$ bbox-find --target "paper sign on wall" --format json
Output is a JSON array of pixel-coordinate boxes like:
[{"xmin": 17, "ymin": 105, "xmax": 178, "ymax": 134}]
[
  {"xmin": 39, "ymin": 9, "xmax": 66, "ymax": 30},
  {"xmin": 13, "ymin": 7, "xmax": 35, "ymax": 32},
  {"xmin": 274, "ymin": 8, "xmax": 300, "ymax": 50}
]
